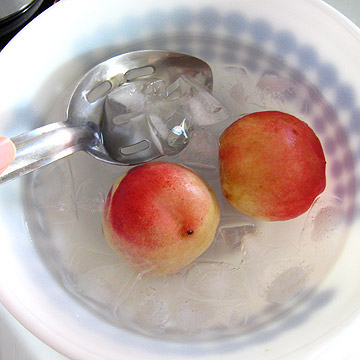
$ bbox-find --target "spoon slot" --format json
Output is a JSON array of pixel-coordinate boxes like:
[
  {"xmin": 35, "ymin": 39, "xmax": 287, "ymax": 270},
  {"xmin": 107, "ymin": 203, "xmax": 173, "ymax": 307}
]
[
  {"xmin": 125, "ymin": 66, "xmax": 155, "ymax": 81},
  {"xmin": 86, "ymin": 81, "xmax": 112, "ymax": 103},
  {"xmin": 120, "ymin": 140, "xmax": 150, "ymax": 155}
]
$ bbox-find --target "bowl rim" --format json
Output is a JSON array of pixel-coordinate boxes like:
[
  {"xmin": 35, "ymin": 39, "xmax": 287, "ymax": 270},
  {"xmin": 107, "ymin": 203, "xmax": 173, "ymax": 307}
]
[{"xmin": 1, "ymin": 0, "xmax": 360, "ymax": 359}]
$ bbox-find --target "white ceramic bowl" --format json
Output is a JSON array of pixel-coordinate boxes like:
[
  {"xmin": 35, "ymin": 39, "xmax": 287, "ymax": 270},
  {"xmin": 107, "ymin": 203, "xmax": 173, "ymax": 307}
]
[{"xmin": 1, "ymin": 0, "xmax": 360, "ymax": 359}]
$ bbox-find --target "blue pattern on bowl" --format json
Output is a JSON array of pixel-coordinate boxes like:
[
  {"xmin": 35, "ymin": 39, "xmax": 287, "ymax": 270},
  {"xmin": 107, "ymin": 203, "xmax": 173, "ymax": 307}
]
[{"xmin": 114, "ymin": 6, "xmax": 358, "ymax": 218}]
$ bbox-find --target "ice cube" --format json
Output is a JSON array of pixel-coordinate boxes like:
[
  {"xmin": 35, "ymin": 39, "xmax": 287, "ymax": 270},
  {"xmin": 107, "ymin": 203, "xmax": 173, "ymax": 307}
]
[
  {"xmin": 120, "ymin": 285, "xmax": 171, "ymax": 332},
  {"xmin": 147, "ymin": 113, "xmax": 169, "ymax": 140},
  {"xmin": 104, "ymin": 75, "xmax": 227, "ymax": 157},
  {"xmin": 311, "ymin": 197, "xmax": 345, "ymax": 243},
  {"xmin": 72, "ymin": 263, "xmax": 135, "ymax": 306},
  {"xmin": 295, "ymin": 194, "xmax": 346, "ymax": 279},
  {"xmin": 178, "ymin": 129, "xmax": 218, "ymax": 170},
  {"xmin": 196, "ymin": 224, "xmax": 248, "ymax": 265},
  {"xmin": 220, "ymin": 224, "xmax": 256, "ymax": 250},
  {"xmin": 248, "ymin": 72, "xmax": 309, "ymax": 114},
  {"xmin": 66, "ymin": 248, "xmax": 136, "ymax": 306},
  {"xmin": 30, "ymin": 160, "xmax": 75, "ymax": 224},
  {"xmin": 144, "ymin": 79, "xmax": 167, "ymax": 101},
  {"xmin": 186, "ymin": 90, "xmax": 229, "ymax": 126},
  {"xmin": 105, "ymin": 82, "xmax": 146, "ymax": 121},
  {"xmin": 182, "ymin": 261, "xmax": 250, "ymax": 304},
  {"xmin": 175, "ymin": 297, "xmax": 249, "ymax": 334},
  {"xmin": 106, "ymin": 79, "xmax": 167, "ymax": 125},
  {"xmin": 75, "ymin": 178, "xmax": 106, "ymax": 214},
  {"xmin": 68, "ymin": 247, "xmax": 121, "ymax": 278},
  {"xmin": 198, "ymin": 219, "xmax": 260, "ymax": 267},
  {"xmin": 261, "ymin": 261, "xmax": 312, "ymax": 304},
  {"xmin": 176, "ymin": 261, "xmax": 251, "ymax": 333},
  {"xmin": 147, "ymin": 106, "xmax": 190, "ymax": 155},
  {"xmin": 115, "ymin": 274, "xmax": 181, "ymax": 333},
  {"xmin": 299, "ymin": 195, "xmax": 345, "ymax": 246},
  {"xmin": 228, "ymin": 304, "xmax": 249, "ymax": 329},
  {"xmin": 258, "ymin": 72, "xmax": 295, "ymax": 94},
  {"xmin": 67, "ymin": 197, "xmax": 112, "ymax": 255},
  {"xmin": 240, "ymin": 230, "xmax": 270, "ymax": 268},
  {"xmin": 174, "ymin": 298, "xmax": 216, "ymax": 333},
  {"xmin": 165, "ymin": 110, "xmax": 190, "ymax": 149},
  {"xmin": 214, "ymin": 66, "xmax": 255, "ymax": 117},
  {"xmin": 177, "ymin": 75, "xmax": 230, "ymax": 126}
]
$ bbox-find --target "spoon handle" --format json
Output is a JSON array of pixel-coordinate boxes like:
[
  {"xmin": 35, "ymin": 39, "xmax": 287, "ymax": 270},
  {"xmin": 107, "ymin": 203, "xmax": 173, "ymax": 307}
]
[{"xmin": 0, "ymin": 122, "xmax": 97, "ymax": 185}]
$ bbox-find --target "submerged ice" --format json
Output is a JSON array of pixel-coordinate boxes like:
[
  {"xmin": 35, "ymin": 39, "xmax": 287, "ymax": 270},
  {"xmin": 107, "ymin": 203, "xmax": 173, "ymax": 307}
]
[{"xmin": 25, "ymin": 60, "xmax": 350, "ymax": 340}]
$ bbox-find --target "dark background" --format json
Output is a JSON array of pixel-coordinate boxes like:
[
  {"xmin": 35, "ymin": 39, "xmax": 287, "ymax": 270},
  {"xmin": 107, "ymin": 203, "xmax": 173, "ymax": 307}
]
[{"xmin": 0, "ymin": 0, "xmax": 56, "ymax": 51}]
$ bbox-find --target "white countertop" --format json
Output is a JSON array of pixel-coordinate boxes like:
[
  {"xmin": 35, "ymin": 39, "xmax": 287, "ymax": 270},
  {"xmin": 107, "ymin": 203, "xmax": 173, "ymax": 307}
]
[{"xmin": 1, "ymin": 0, "xmax": 360, "ymax": 359}]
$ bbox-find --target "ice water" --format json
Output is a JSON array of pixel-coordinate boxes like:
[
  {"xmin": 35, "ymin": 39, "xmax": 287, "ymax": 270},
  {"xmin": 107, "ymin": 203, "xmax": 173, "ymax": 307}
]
[{"xmin": 23, "ymin": 40, "xmax": 354, "ymax": 340}]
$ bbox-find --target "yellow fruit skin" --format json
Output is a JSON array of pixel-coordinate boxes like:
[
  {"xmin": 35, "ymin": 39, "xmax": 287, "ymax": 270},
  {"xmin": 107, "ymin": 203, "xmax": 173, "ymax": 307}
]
[
  {"xmin": 102, "ymin": 161, "xmax": 220, "ymax": 275},
  {"xmin": 219, "ymin": 111, "xmax": 326, "ymax": 221}
]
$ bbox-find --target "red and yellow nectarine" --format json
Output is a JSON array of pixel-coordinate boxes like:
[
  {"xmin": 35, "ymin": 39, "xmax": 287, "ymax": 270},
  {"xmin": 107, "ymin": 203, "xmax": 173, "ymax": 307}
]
[
  {"xmin": 219, "ymin": 111, "xmax": 326, "ymax": 221},
  {"xmin": 102, "ymin": 161, "xmax": 220, "ymax": 275}
]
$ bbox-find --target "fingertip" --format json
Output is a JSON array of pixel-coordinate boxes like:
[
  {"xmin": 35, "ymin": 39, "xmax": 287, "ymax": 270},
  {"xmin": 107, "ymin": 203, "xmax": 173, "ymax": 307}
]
[{"xmin": 0, "ymin": 137, "xmax": 16, "ymax": 174}]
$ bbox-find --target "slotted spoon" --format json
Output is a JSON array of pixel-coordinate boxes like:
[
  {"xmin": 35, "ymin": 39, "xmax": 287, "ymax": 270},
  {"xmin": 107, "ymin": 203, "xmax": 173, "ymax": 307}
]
[{"xmin": 0, "ymin": 50, "xmax": 213, "ymax": 185}]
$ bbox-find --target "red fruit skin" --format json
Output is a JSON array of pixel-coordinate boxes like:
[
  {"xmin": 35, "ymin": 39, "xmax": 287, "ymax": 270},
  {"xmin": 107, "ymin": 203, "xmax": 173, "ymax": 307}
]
[
  {"xmin": 102, "ymin": 161, "xmax": 220, "ymax": 275},
  {"xmin": 219, "ymin": 111, "xmax": 326, "ymax": 221}
]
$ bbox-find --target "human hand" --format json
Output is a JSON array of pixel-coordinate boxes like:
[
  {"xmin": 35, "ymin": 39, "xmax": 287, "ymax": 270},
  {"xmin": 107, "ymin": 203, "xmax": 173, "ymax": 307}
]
[{"xmin": 0, "ymin": 137, "xmax": 16, "ymax": 174}]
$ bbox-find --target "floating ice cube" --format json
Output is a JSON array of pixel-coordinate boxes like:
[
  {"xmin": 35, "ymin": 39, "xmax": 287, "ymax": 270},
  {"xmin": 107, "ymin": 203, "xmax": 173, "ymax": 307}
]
[
  {"xmin": 176, "ymin": 261, "xmax": 250, "ymax": 333},
  {"xmin": 144, "ymin": 79, "xmax": 167, "ymax": 101},
  {"xmin": 294, "ymin": 195, "xmax": 346, "ymax": 279},
  {"xmin": 116, "ymin": 274, "xmax": 182, "ymax": 333},
  {"xmin": 198, "ymin": 224, "xmax": 254, "ymax": 266},
  {"xmin": 228, "ymin": 303, "xmax": 249, "ymax": 329},
  {"xmin": 311, "ymin": 196, "xmax": 345, "ymax": 243},
  {"xmin": 75, "ymin": 178, "xmax": 106, "ymax": 214},
  {"xmin": 105, "ymin": 82, "xmax": 146, "ymax": 120},
  {"xmin": 258, "ymin": 72, "xmax": 295, "ymax": 93},
  {"xmin": 103, "ymin": 75, "xmax": 227, "ymax": 157},
  {"xmin": 68, "ymin": 247, "xmax": 121, "ymax": 278},
  {"xmin": 240, "ymin": 230, "xmax": 271, "ymax": 268},
  {"xmin": 30, "ymin": 160, "xmax": 75, "ymax": 224},
  {"xmin": 66, "ymin": 248, "xmax": 135, "ymax": 306},
  {"xmin": 72, "ymin": 263, "xmax": 135, "ymax": 306},
  {"xmin": 178, "ymin": 129, "xmax": 218, "ymax": 170},
  {"xmin": 261, "ymin": 260, "xmax": 312, "ymax": 304},
  {"xmin": 147, "ymin": 106, "xmax": 190, "ymax": 155},
  {"xmin": 104, "ymin": 79, "xmax": 166, "ymax": 125},
  {"xmin": 266, "ymin": 266, "xmax": 309, "ymax": 304},
  {"xmin": 186, "ymin": 88, "xmax": 229, "ymax": 126},
  {"xmin": 174, "ymin": 298, "xmax": 216, "ymax": 333},
  {"xmin": 165, "ymin": 110, "xmax": 190, "ymax": 149},
  {"xmin": 147, "ymin": 76, "xmax": 228, "ymax": 155},
  {"xmin": 147, "ymin": 113, "xmax": 169, "ymax": 144},
  {"xmin": 182, "ymin": 261, "xmax": 250, "ymax": 304},
  {"xmin": 175, "ymin": 294, "xmax": 249, "ymax": 334},
  {"xmin": 248, "ymin": 72, "xmax": 310, "ymax": 114},
  {"xmin": 209, "ymin": 228, "xmax": 261, "ymax": 268},
  {"xmin": 214, "ymin": 66, "xmax": 255, "ymax": 116},
  {"xmin": 175, "ymin": 75, "xmax": 230, "ymax": 126},
  {"xmin": 220, "ymin": 224, "xmax": 256, "ymax": 250},
  {"xmin": 299, "ymin": 195, "xmax": 345, "ymax": 246},
  {"xmin": 120, "ymin": 285, "xmax": 171, "ymax": 332}
]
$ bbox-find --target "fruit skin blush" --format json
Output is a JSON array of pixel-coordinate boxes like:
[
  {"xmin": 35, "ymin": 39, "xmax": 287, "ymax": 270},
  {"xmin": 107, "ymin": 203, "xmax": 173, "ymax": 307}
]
[
  {"xmin": 102, "ymin": 161, "xmax": 220, "ymax": 276},
  {"xmin": 219, "ymin": 111, "xmax": 326, "ymax": 221}
]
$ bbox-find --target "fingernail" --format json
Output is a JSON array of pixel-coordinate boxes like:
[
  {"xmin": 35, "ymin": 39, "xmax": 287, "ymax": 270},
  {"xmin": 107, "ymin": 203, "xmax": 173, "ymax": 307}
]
[{"xmin": 0, "ymin": 137, "xmax": 16, "ymax": 173}]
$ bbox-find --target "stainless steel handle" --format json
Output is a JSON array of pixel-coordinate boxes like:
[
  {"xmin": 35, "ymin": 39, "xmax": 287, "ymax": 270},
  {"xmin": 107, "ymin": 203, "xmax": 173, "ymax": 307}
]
[{"xmin": 0, "ymin": 121, "xmax": 97, "ymax": 185}]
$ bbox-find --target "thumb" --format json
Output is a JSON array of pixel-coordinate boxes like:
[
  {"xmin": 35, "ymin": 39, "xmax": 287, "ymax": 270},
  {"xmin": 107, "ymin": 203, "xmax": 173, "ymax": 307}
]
[{"xmin": 0, "ymin": 137, "xmax": 16, "ymax": 174}]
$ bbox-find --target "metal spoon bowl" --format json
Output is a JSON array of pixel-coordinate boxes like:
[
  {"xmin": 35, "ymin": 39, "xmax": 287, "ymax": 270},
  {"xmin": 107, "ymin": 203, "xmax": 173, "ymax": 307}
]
[{"xmin": 0, "ymin": 50, "xmax": 213, "ymax": 185}]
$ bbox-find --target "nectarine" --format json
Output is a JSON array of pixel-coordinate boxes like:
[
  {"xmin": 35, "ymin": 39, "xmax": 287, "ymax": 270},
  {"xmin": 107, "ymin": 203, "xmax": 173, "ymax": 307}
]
[
  {"xmin": 219, "ymin": 111, "xmax": 326, "ymax": 221},
  {"xmin": 102, "ymin": 161, "xmax": 220, "ymax": 275}
]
